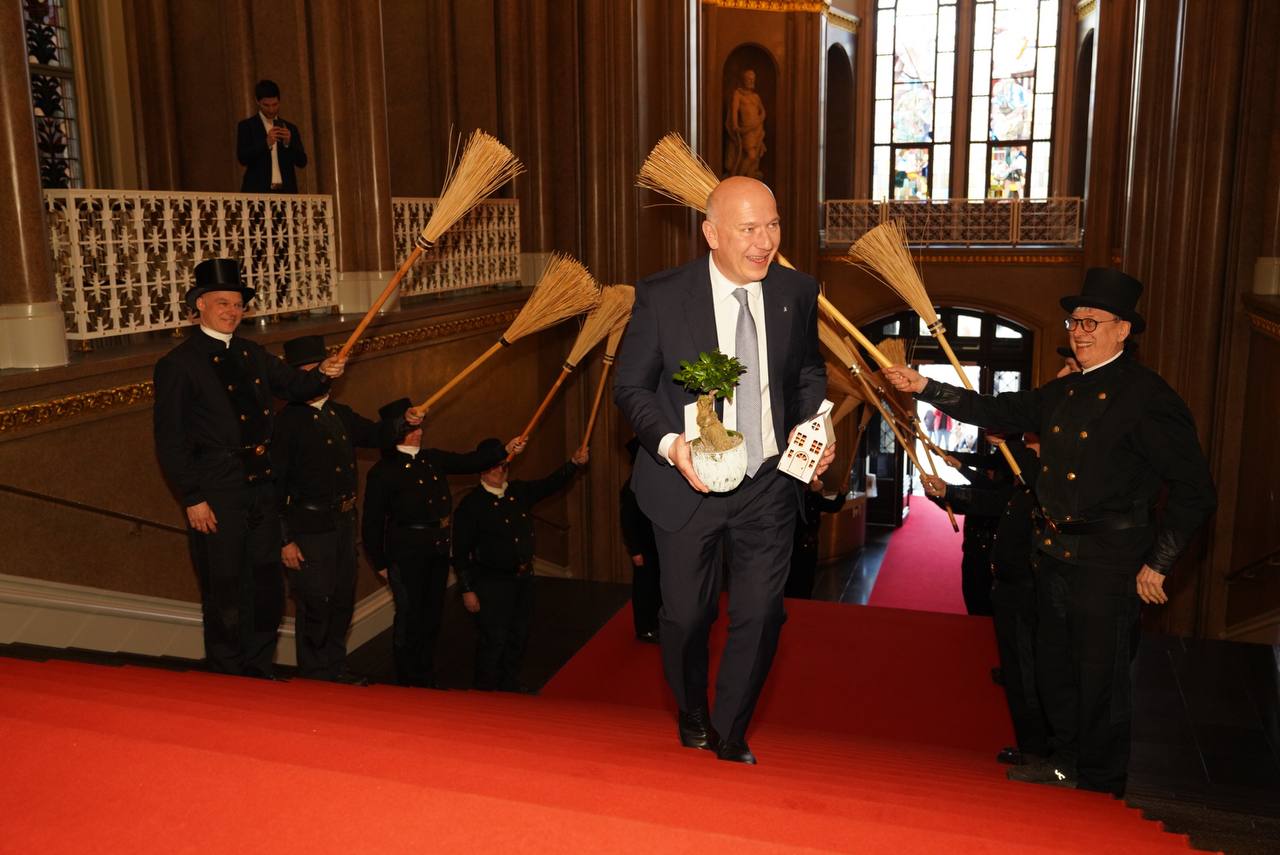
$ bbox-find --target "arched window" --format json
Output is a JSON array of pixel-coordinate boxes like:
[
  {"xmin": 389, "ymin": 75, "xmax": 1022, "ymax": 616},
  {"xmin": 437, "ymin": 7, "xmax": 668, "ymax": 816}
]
[
  {"xmin": 968, "ymin": 0, "xmax": 1059, "ymax": 199},
  {"xmin": 872, "ymin": 0, "xmax": 958, "ymax": 201},
  {"xmin": 871, "ymin": 0, "xmax": 1062, "ymax": 201}
]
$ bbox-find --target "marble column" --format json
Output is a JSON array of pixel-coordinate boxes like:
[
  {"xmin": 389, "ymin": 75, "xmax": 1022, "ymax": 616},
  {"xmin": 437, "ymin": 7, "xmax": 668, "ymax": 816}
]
[
  {"xmin": 0, "ymin": 0, "xmax": 68, "ymax": 369},
  {"xmin": 308, "ymin": 0, "xmax": 397, "ymax": 316}
]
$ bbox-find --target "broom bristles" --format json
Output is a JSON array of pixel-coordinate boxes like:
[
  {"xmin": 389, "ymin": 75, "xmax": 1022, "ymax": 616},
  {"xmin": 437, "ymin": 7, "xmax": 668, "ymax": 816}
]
[
  {"xmin": 603, "ymin": 314, "xmax": 629, "ymax": 357},
  {"xmin": 818, "ymin": 318, "xmax": 858, "ymax": 369},
  {"xmin": 636, "ymin": 133, "xmax": 719, "ymax": 212},
  {"xmin": 824, "ymin": 360, "xmax": 862, "ymax": 400},
  {"xmin": 504, "ymin": 254, "xmax": 601, "ymax": 343},
  {"xmin": 848, "ymin": 221, "xmax": 938, "ymax": 328},
  {"xmin": 566, "ymin": 285, "xmax": 635, "ymax": 367},
  {"xmin": 420, "ymin": 130, "xmax": 525, "ymax": 244}
]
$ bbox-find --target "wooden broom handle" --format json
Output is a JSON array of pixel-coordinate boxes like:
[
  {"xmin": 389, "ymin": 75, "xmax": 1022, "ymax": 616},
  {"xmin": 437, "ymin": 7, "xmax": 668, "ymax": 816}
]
[
  {"xmin": 932, "ymin": 331, "xmax": 1024, "ymax": 482},
  {"xmin": 410, "ymin": 340, "xmax": 505, "ymax": 418},
  {"xmin": 817, "ymin": 294, "xmax": 894, "ymax": 369},
  {"xmin": 519, "ymin": 367, "xmax": 572, "ymax": 442},
  {"xmin": 336, "ymin": 245, "xmax": 425, "ymax": 361},
  {"xmin": 848, "ymin": 366, "xmax": 958, "ymax": 533},
  {"xmin": 578, "ymin": 357, "xmax": 614, "ymax": 455}
]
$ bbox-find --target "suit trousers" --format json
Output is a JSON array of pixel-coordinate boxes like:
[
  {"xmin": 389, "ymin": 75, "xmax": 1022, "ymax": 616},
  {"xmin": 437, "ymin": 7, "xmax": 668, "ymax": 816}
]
[
  {"xmin": 632, "ymin": 548, "xmax": 662, "ymax": 636},
  {"xmin": 653, "ymin": 466, "xmax": 797, "ymax": 742},
  {"xmin": 288, "ymin": 510, "xmax": 358, "ymax": 679},
  {"xmin": 386, "ymin": 551, "xmax": 450, "ymax": 686},
  {"xmin": 471, "ymin": 572, "xmax": 534, "ymax": 691},
  {"xmin": 1034, "ymin": 553, "xmax": 1142, "ymax": 795},
  {"xmin": 188, "ymin": 483, "xmax": 285, "ymax": 677},
  {"xmin": 991, "ymin": 575, "xmax": 1050, "ymax": 756}
]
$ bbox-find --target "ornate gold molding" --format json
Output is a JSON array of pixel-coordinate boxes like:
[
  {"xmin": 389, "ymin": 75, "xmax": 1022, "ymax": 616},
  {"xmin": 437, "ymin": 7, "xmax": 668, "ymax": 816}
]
[
  {"xmin": 825, "ymin": 6, "xmax": 859, "ymax": 33},
  {"xmin": 821, "ymin": 251, "xmax": 1082, "ymax": 265},
  {"xmin": 703, "ymin": 0, "xmax": 828, "ymax": 13},
  {"xmin": 1248, "ymin": 311, "xmax": 1280, "ymax": 343},
  {"xmin": 0, "ymin": 383, "xmax": 154, "ymax": 434},
  {"xmin": 1077, "ymin": 0, "xmax": 1099, "ymax": 20},
  {"xmin": 0, "ymin": 308, "xmax": 520, "ymax": 435}
]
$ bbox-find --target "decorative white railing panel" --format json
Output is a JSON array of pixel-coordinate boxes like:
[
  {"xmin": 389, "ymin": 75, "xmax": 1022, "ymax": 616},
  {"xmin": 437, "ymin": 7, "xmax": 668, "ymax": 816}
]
[
  {"xmin": 44, "ymin": 190, "xmax": 336, "ymax": 341},
  {"xmin": 391, "ymin": 197, "xmax": 520, "ymax": 296},
  {"xmin": 823, "ymin": 197, "xmax": 1082, "ymax": 247}
]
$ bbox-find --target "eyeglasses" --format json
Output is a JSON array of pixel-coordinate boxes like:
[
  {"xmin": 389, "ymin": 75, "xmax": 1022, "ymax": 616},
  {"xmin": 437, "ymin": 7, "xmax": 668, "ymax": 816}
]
[{"xmin": 1064, "ymin": 317, "xmax": 1124, "ymax": 333}]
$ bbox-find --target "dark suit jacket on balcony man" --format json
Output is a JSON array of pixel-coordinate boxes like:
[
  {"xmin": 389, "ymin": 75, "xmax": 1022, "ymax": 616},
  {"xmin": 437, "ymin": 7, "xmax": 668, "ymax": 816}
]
[
  {"xmin": 613, "ymin": 256, "xmax": 826, "ymax": 746},
  {"xmin": 237, "ymin": 114, "xmax": 308, "ymax": 193}
]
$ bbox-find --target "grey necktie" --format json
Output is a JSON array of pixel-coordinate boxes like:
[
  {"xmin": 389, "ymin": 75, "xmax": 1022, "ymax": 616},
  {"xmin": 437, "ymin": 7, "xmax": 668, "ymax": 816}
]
[{"xmin": 733, "ymin": 288, "xmax": 763, "ymax": 476}]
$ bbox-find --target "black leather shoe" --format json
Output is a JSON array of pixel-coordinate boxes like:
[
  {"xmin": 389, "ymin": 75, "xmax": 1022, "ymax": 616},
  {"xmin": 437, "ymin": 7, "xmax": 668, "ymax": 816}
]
[
  {"xmin": 997, "ymin": 746, "xmax": 1025, "ymax": 765},
  {"xmin": 1006, "ymin": 758, "xmax": 1076, "ymax": 788},
  {"xmin": 677, "ymin": 708, "xmax": 719, "ymax": 751},
  {"xmin": 331, "ymin": 671, "xmax": 369, "ymax": 687},
  {"xmin": 635, "ymin": 629, "xmax": 659, "ymax": 644},
  {"xmin": 716, "ymin": 738, "xmax": 757, "ymax": 765}
]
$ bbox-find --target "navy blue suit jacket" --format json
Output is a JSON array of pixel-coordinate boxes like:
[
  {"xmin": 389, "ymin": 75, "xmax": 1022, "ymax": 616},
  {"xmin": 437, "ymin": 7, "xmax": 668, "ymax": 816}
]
[{"xmin": 613, "ymin": 257, "xmax": 827, "ymax": 532}]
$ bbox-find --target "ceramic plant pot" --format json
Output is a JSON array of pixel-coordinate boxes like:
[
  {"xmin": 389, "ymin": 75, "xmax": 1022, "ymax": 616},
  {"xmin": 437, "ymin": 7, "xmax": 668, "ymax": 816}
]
[{"xmin": 690, "ymin": 435, "xmax": 747, "ymax": 492}]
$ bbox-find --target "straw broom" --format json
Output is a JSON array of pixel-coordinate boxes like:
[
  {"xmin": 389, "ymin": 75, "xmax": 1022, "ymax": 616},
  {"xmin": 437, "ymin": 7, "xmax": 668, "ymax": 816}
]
[
  {"xmin": 409, "ymin": 254, "xmax": 600, "ymax": 418},
  {"xmin": 577, "ymin": 310, "xmax": 632, "ymax": 455},
  {"xmin": 337, "ymin": 130, "xmax": 525, "ymax": 360},
  {"xmin": 820, "ymin": 319, "xmax": 958, "ymax": 531},
  {"xmin": 519, "ymin": 285, "xmax": 635, "ymax": 443},
  {"xmin": 848, "ymin": 220, "xmax": 1023, "ymax": 482}
]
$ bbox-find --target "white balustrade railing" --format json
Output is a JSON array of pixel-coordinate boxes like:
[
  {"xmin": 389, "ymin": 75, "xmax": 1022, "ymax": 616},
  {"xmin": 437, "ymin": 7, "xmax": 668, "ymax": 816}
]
[
  {"xmin": 823, "ymin": 197, "xmax": 1082, "ymax": 248},
  {"xmin": 391, "ymin": 197, "xmax": 521, "ymax": 296},
  {"xmin": 44, "ymin": 189, "xmax": 336, "ymax": 342}
]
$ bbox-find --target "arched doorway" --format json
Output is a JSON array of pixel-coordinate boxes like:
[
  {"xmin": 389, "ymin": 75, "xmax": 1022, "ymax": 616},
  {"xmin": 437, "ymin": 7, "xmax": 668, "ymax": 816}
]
[{"xmin": 828, "ymin": 307, "xmax": 1034, "ymax": 615}]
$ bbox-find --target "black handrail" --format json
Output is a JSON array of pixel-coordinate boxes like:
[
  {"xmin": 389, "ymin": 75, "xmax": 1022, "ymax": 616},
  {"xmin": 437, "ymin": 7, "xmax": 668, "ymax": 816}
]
[{"xmin": 0, "ymin": 482, "xmax": 188, "ymax": 536}]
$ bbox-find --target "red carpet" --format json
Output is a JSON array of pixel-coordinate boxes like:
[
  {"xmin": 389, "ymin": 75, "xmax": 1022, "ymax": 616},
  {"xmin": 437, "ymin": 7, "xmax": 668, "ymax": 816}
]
[
  {"xmin": 0, "ymin": 600, "xmax": 1201, "ymax": 853},
  {"xmin": 868, "ymin": 494, "xmax": 968, "ymax": 614}
]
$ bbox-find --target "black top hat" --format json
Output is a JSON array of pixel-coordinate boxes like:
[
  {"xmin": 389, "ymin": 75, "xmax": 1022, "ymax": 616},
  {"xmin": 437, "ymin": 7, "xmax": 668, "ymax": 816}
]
[
  {"xmin": 185, "ymin": 258, "xmax": 256, "ymax": 311},
  {"xmin": 379, "ymin": 397, "xmax": 412, "ymax": 423},
  {"xmin": 283, "ymin": 335, "xmax": 328, "ymax": 368},
  {"xmin": 1060, "ymin": 268, "xmax": 1145, "ymax": 334},
  {"xmin": 475, "ymin": 437, "xmax": 507, "ymax": 460}
]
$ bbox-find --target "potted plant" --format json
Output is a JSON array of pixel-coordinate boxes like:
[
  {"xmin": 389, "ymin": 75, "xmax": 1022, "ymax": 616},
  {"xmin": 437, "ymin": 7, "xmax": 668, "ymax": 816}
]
[{"xmin": 673, "ymin": 349, "xmax": 749, "ymax": 492}]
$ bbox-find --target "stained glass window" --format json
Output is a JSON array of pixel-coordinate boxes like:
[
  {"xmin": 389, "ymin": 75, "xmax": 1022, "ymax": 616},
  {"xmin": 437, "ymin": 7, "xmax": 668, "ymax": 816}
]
[
  {"xmin": 24, "ymin": 0, "xmax": 82, "ymax": 188},
  {"xmin": 872, "ymin": 0, "xmax": 957, "ymax": 201},
  {"xmin": 969, "ymin": 0, "xmax": 1057, "ymax": 199}
]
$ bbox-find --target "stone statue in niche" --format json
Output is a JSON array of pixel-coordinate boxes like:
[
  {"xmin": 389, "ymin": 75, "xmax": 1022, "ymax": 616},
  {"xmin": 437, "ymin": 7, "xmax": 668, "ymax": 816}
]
[{"xmin": 725, "ymin": 69, "xmax": 766, "ymax": 180}]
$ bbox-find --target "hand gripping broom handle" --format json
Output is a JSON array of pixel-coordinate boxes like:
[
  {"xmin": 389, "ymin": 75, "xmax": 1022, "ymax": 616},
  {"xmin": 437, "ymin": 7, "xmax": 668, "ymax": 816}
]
[
  {"xmin": 847, "ymin": 362, "xmax": 958, "ymax": 532},
  {"xmin": 928, "ymin": 320, "xmax": 1023, "ymax": 483},
  {"xmin": 577, "ymin": 354, "xmax": 614, "ymax": 455},
  {"xmin": 336, "ymin": 243, "xmax": 427, "ymax": 361},
  {"xmin": 519, "ymin": 366, "xmax": 572, "ymax": 443},
  {"xmin": 409, "ymin": 339, "xmax": 507, "ymax": 419}
]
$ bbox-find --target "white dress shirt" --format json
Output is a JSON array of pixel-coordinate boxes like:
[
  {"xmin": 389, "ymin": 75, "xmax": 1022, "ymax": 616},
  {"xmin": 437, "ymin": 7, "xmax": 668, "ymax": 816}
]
[
  {"xmin": 1082, "ymin": 349, "xmax": 1124, "ymax": 374},
  {"xmin": 199, "ymin": 326, "xmax": 232, "ymax": 348},
  {"xmin": 259, "ymin": 111, "xmax": 283, "ymax": 187},
  {"xmin": 659, "ymin": 254, "xmax": 777, "ymax": 464}
]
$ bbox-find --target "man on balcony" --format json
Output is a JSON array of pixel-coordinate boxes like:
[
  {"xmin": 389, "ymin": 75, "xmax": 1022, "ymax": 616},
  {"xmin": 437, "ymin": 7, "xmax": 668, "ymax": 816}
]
[
  {"xmin": 153, "ymin": 259, "xmax": 345, "ymax": 678},
  {"xmin": 237, "ymin": 79, "xmax": 308, "ymax": 194}
]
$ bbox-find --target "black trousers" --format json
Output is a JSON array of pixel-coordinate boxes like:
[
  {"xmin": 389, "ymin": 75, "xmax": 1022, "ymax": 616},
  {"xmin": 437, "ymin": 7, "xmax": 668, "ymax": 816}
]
[
  {"xmin": 653, "ymin": 468, "xmax": 796, "ymax": 743},
  {"xmin": 961, "ymin": 547, "xmax": 995, "ymax": 617},
  {"xmin": 991, "ymin": 574, "xmax": 1050, "ymax": 756},
  {"xmin": 386, "ymin": 551, "xmax": 451, "ymax": 687},
  {"xmin": 786, "ymin": 538, "xmax": 819, "ymax": 599},
  {"xmin": 632, "ymin": 548, "xmax": 662, "ymax": 636},
  {"xmin": 288, "ymin": 510, "xmax": 358, "ymax": 679},
  {"xmin": 188, "ymin": 483, "xmax": 284, "ymax": 677},
  {"xmin": 471, "ymin": 572, "xmax": 534, "ymax": 691},
  {"xmin": 1035, "ymin": 554, "xmax": 1142, "ymax": 795}
]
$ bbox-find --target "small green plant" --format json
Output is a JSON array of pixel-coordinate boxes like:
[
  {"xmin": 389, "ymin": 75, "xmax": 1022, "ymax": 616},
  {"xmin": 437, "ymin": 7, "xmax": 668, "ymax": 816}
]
[{"xmin": 672, "ymin": 350, "xmax": 746, "ymax": 452}]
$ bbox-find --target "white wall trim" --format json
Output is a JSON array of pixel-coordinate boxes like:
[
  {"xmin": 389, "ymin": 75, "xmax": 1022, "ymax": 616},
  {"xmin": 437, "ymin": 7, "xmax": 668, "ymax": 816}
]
[{"xmin": 0, "ymin": 572, "xmax": 393, "ymax": 667}]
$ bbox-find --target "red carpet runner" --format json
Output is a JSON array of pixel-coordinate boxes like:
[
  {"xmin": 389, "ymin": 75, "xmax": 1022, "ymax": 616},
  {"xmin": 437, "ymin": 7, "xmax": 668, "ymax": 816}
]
[
  {"xmin": 1, "ymin": 600, "xmax": 1200, "ymax": 853},
  {"xmin": 868, "ymin": 494, "xmax": 968, "ymax": 615}
]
